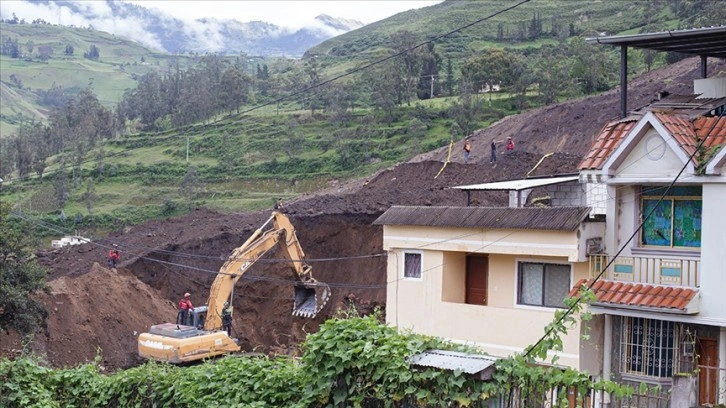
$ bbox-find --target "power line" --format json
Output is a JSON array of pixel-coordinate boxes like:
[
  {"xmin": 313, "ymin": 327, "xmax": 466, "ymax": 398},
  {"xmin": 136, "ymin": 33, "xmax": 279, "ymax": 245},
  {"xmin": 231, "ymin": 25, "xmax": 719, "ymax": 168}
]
[{"xmin": 522, "ymin": 107, "xmax": 725, "ymax": 361}]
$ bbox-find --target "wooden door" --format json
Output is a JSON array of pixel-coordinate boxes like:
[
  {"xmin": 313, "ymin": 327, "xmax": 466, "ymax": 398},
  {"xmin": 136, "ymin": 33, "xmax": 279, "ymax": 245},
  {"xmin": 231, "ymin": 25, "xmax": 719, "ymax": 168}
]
[
  {"xmin": 465, "ymin": 256, "xmax": 488, "ymax": 305},
  {"xmin": 697, "ymin": 337, "xmax": 718, "ymax": 407}
]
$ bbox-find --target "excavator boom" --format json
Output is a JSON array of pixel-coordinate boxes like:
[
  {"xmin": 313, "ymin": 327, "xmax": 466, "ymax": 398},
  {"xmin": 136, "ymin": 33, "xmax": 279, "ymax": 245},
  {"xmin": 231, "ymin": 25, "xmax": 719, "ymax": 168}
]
[{"xmin": 138, "ymin": 211, "xmax": 330, "ymax": 363}]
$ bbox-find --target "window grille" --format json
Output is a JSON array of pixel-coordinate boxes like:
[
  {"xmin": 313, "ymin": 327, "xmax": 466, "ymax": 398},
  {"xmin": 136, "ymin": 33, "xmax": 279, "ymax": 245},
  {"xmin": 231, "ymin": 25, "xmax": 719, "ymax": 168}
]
[{"xmin": 621, "ymin": 317, "xmax": 676, "ymax": 378}]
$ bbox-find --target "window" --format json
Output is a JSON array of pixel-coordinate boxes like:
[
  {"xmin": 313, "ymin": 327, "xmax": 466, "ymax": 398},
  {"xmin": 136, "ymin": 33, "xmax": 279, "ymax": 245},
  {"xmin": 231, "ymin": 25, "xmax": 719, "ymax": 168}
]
[
  {"xmin": 403, "ymin": 252, "xmax": 421, "ymax": 279},
  {"xmin": 640, "ymin": 186, "xmax": 701, "ymax": 248},
  {"xmin": 517, "ymin": 262, "xmax": 570, "ymax": 308},
  {"xmin": 621, "ymin": 317, "xmax": 676, "ymax": 378}
]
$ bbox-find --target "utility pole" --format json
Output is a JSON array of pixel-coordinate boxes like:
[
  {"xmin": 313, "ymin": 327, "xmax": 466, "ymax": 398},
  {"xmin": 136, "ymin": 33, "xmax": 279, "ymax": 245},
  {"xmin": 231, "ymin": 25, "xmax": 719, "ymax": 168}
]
[{"xmin": 430, "ymin": 75, "xmax": 435, "ymax": 99}]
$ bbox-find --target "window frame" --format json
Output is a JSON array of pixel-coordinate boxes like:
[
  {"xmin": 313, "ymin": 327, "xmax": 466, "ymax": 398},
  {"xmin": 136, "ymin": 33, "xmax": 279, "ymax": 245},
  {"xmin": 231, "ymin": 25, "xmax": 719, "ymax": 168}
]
[
  {"xmin": 620, "ymin": 317, "xmax": 678, "ymax": 379},
  {"xmin": 402, "ymin": 251, "xmax": 422, "ymax": 280},
  {"xmin": 639, "ymin": 186, "xmax": 702, "ymax": 250},
  {"xmin": 516, "ymin": 261, "xmax": 572, "ymax": 309}
]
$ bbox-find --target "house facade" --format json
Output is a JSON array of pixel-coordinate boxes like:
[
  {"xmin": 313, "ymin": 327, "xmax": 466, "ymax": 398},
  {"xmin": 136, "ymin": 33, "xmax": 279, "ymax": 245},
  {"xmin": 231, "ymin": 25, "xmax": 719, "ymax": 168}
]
[
  {"xmin": 374, "ymin": 204, "xmax": 605, "ymax": 369},
  {"xmin": 576, "ymin": 79, "xmax": 726, "ymax": 406}
]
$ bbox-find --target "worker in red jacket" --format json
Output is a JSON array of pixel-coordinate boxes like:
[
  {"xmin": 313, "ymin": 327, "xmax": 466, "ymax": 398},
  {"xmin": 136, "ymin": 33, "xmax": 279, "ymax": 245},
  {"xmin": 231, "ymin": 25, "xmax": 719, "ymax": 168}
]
[
  {"xmin": 178, "ymin": 292, "xmax": 194, "ymax": 326},
  {"xmin": 107, "ymin": 244, "xmax": 120, "ymax": 269}
]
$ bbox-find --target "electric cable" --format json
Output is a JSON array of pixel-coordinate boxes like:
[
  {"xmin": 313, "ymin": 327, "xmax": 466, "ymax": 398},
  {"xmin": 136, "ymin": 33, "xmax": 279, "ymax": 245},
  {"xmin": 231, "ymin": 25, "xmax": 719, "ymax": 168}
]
[{"xmin": 522, "ymin": 107, "xmax": 725, "ymax": 361}]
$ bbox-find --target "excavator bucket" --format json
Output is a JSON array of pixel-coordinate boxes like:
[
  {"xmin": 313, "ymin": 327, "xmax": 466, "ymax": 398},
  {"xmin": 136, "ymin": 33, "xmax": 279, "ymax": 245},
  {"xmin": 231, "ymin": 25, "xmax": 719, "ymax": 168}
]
[{"xmin": 293, "ymin": 281, "xmax": 331, "ymax": 318}]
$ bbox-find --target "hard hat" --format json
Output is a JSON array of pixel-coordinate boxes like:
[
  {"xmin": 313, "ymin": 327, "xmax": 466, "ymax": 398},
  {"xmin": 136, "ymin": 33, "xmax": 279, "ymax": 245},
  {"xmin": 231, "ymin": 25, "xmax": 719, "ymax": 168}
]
[
  {"xmin": 113, "ymin": 243, "xmax": 118, "ymax": 247},
  {"xmin": 184, "ymin": 292, "xmax": 190, "ymax": 298},
  {"xmin": 224, "ymin": 302, "xmax": 229, "ymax": 307}
]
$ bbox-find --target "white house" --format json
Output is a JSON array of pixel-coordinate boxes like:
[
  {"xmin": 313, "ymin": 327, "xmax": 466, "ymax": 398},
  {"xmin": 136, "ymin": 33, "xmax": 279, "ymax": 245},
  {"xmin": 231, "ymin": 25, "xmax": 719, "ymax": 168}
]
[{"xmin": 576, "ymin": 79, "xmax": 726, "ymax": 406}]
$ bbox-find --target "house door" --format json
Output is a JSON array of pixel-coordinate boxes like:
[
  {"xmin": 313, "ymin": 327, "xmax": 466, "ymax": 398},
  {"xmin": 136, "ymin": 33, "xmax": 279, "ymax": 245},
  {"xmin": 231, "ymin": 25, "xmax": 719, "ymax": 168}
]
[
  {"xmin": 465, "ymin": 256, "xmax": 488, "ymax": 305},
  {"xmin": 697, "ymin": 337, "xmax": 718, "ymax": 407}
]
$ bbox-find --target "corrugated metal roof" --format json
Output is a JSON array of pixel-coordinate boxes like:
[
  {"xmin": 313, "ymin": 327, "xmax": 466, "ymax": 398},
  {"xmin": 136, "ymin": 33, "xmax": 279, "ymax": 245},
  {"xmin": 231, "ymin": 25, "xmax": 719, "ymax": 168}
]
[
  {"xmin": 452, "ymin": 175, "xmax": 579, "ymax": 191},
  {"xmin": 409, "ymin": 350, "xmax": 497, "ymax": 374},
  {"xmin": 570, "ymin": 278, "xmax": 699, "ymax": 314},
  {"xmin": 373, "ymin": 206, "xmax": 592, "ymax": 231},
  {"xmin": 586, "ymin": 26, "xmax": 726, "ymax": 59}
]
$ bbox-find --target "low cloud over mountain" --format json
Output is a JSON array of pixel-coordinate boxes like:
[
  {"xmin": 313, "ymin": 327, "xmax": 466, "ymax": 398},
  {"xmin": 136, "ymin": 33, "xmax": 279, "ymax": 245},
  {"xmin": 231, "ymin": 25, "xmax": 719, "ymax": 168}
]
[{"xmin": 0, "ymin": 0, "xmax": 364, "ymax": 57}]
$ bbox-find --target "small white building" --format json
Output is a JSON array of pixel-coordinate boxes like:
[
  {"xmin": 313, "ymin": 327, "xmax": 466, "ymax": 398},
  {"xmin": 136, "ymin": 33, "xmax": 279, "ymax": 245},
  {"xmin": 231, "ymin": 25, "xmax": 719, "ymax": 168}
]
[{"xmin": 51, "ymin": 235, "xmax": 90, "ymax": 248}]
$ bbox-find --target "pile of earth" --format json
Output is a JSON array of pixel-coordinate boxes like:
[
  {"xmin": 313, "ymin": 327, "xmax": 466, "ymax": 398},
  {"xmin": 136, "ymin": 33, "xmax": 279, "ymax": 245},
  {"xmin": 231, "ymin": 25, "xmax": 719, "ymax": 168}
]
[{"xmin": 1, "ymin": 57, "xmax": 722, "ymax": 372}]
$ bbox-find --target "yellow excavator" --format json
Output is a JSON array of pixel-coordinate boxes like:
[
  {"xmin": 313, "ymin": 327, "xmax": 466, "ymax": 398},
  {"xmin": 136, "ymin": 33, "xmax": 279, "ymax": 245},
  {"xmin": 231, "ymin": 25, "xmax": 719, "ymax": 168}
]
[{"xmin": 138, "ymin": 211, "xmax": 331, "ymax": 363}]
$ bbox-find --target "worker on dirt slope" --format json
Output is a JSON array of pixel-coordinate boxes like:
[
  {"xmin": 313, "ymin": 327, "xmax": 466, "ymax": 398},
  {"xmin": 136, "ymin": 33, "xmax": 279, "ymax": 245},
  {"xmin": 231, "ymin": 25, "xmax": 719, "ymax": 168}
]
[
  {"xmin": 506, "ymin": 136, "xmax": 515, "ymax": 152},
  {"xmin": 107, "ymin": 244, "xmax": 120, "ymax": 269},
  {"xmin": 274, "ymin": 197, "xmax": 284, "ymax": 211},
  {"xmin": 221, "ymin": 301, "xmax": 233, "ymax": 336},
  {"xmin": 463, "ymin": 139, "xmax": 471, "ymax": 163},
  {"xmin": 178, "ymin": 292, "xmax": 194, "ymax": 326}
]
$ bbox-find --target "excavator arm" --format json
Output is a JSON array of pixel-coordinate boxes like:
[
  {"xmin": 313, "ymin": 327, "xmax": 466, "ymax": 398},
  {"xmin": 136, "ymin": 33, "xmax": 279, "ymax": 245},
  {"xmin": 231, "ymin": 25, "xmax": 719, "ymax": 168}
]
[{"xmin": 204, "ymin": 211, "xmax": 330, "ymax": 331}]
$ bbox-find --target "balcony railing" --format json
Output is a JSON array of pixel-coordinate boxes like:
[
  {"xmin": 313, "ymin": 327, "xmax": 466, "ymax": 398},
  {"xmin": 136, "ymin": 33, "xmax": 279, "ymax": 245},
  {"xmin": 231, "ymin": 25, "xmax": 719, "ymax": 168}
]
[{"xmin": 588, "ymin": 255, "xmax": 700, "ymax": 287}]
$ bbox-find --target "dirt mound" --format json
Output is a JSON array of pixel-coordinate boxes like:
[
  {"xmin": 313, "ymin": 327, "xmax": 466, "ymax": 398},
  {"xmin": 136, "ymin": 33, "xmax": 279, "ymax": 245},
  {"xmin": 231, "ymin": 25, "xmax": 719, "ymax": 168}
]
[{"xmin": 2, "ymin": 57, "xmax": 722, "ymax": 371}]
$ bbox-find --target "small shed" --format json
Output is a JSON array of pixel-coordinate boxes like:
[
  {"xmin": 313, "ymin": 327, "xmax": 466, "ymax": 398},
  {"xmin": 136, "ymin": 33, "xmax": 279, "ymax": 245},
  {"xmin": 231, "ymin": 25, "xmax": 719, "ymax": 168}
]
[{"xmin": 409, "ymin": 349, "xmax": 497, "ymax": 381}]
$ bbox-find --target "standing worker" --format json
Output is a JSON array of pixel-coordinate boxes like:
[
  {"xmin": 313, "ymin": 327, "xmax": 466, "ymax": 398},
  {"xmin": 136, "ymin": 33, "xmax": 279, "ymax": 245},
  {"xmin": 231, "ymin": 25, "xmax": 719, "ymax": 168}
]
[
  {"xmin": 463, "ymin": 139, "xmax": 471, "ymax": 164},
  {"xmin": 221, "ymin": 301, "xmax": 233, "ymax": 336},
  {"xmin": 274, "ymin": 197, "xmax": 283, "ymax": 211},
  {"xmin": 107, "ymin": 244, "xmax": 120, "ymax": 269},
  {"xmin": 178, "ymin": 292, "xmax": 194, "ymax": 326},
  {"xmin": 490, "ymin": 138, "xmax": 498, "ymax": 164}
]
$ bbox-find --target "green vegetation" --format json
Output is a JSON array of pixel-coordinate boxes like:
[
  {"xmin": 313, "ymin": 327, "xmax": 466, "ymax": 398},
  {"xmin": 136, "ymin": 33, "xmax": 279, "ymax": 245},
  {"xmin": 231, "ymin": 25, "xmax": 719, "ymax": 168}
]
[
  {"xmin": 1, "ymin": 0, "xmax": 721, "ymax": 237},
  {"xmin": 0, "ymin": 201, "xmax": 49, "ymax": 337},
  {"xmin": 1, "ymin": 303, "xmax": 631, "ymax": 407}
]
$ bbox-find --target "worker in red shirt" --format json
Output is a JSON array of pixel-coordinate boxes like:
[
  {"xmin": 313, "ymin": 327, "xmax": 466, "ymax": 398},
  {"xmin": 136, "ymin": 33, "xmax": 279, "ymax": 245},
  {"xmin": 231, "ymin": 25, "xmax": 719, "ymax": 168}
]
[
  {"xmin": 178, "ymin": 292, "xmax": 194, "ymax": 326},
  {"xmin": 107, "ymin": 244, "xmax": 120, "ymax": 269}
]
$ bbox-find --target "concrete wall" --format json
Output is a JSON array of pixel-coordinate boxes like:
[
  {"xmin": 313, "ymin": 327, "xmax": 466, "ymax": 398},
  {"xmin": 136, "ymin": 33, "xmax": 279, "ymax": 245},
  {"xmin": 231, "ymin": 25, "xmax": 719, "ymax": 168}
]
[
  {"xmin": 384, "ymin": 232, "xmax": 592, "ymax": 369},
  {"xmin": 700, "ymin": 183, "xmax": 726, "ymax": 323}
]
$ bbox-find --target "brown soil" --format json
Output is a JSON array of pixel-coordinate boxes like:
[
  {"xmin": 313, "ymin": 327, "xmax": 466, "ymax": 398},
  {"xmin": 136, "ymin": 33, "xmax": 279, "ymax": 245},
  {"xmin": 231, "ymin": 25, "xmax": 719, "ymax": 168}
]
[{"xmin": 1, "ymin": 57, "xmax": 723, "ymax": 371}]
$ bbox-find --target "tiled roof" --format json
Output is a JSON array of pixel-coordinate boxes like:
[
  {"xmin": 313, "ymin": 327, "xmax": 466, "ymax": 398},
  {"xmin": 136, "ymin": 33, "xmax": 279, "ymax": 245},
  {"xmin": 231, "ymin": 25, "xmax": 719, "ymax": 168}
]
[
  {"xmin": 656, "ymin": 113, "xmax": 726, "ymax": 161},
  {"xmin": 578, "ymin": 111, "xmax": 726, "ymax": 171},
  {"xmin": 569, "ymin": 278, "xmax": 699, "ymax": 314},
  {"xmin": 578, "ymin": 119, "xmax": 637, "ymax": 170},
  {"xmin": 373, "ymin": 206, "xmax": 593, "ymax": 231}
]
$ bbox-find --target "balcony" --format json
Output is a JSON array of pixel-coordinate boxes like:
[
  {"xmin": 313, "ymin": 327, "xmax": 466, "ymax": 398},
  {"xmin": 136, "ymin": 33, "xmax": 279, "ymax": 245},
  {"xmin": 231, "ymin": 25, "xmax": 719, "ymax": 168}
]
[{"xmin": 588, "ymin": 255, "xmax": 700, "ymax": 288}]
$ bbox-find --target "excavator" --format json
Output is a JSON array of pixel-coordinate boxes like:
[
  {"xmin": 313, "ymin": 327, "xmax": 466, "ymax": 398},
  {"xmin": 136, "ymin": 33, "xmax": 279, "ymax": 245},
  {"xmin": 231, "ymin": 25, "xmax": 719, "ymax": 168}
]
[{"xmin": 138, "ymin": 211, "xmax": 331, "ymax": 363}]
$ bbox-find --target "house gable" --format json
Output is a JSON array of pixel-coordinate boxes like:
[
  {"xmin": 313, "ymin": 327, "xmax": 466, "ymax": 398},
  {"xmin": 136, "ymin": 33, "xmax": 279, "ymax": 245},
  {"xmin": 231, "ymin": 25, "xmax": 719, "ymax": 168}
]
[
  {"xmin": 706, "ymin": 145, "xmax": 726, "ymax": 175},
  {"xmin": 602, "ymin": 112, "xmax": 695, "ymax": 179}
]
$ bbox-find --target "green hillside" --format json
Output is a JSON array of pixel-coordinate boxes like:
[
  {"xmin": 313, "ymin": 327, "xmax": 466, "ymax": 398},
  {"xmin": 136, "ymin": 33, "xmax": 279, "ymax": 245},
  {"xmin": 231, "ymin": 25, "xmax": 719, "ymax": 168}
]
[
  {"xmin": 0, "ymin": 22, "xmax": 193, "ymax": 132},
  {"xmin": 1, "ymin": 0, "xmax": 722, "ymax": 239},
  {"xmin": 308, "ymin": 0, "xmax": 679, "ymax": 61}
]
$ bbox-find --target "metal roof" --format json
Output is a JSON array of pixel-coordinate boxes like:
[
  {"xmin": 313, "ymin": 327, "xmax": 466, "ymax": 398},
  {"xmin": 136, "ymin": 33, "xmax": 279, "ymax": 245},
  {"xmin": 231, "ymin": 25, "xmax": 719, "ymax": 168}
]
[
  {"xmin": 409, "ymin": 350, "xmax": 496, "ymax": 374},
  {"xmin": 451, "ymin": 175, "xmax": 579, "ymax": 191},
  {"xmin": 373, "ymin": 206, "xmax": 593, "ymax": 231},
  {"xmin": 586, "ymin": 26, "xmax": 726, "ymax": 59}
]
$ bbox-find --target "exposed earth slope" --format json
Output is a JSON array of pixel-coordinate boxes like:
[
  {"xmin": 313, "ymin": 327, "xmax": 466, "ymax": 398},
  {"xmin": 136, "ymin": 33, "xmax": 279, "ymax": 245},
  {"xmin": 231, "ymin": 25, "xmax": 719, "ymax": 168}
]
[{"xmin": 1, "ymin": 57, "xmax": 723, "ymax": 371}]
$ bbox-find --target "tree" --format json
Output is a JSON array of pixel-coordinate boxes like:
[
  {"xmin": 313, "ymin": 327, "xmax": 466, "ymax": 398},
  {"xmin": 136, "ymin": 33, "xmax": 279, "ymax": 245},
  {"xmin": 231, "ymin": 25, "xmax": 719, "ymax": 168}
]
[
  {"xmin": 83, "ymin": 44, "xmax": 100, "ymax": 60},
  {"xmin": 444, "ymin": 57, "xmax": 454, "ymax": 96},
  {"xmin": 64, "ymin": 44, "xmax": 74, "ymax": 56},
  {"xmin": 460, "ymin": 48, "xmax": 512, "ymax": 107},
  {"xmin": 179, "ymin": 166, "xmax": 201, "ymax": 209},
  {"xmin": 0, "ymin": 201, "xmax": 49, "ymax": 338},
  {"xmin": 81, "ymin": 178, "xmax": 97, "ymax": 218},
  {"xmin": 389, "ymin": 31, "xmax": 424, "ymax": 106},
  {"xmin": 417, "ymin": 43, "xmax": 441, "ymax": 100}
]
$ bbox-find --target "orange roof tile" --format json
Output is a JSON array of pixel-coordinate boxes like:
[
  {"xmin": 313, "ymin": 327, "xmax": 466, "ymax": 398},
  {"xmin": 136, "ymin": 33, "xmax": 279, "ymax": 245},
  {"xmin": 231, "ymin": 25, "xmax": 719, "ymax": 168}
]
[
  {"xmin": 578, "ymin": 112, "xmax": 726, "ymax": 171},
  {"xmin": 569, "ymin": 278, "xmax": 699, "ymax": 313},
  {"xmin": 578, "ymin": 120, "xmax": 637, "ymax": 170}
]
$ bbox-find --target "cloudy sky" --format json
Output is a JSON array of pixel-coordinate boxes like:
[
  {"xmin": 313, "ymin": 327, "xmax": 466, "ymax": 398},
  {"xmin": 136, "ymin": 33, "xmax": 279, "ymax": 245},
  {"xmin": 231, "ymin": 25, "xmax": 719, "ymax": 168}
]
[{"xmin": 1, "ymin": 1, "xmax": 443, "ymax": 30}]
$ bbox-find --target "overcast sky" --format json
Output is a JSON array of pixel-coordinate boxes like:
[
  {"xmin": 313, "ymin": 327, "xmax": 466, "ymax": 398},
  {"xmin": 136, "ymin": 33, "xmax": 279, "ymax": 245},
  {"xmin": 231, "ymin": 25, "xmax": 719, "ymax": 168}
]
[{"xmin": 1, "ymin": 1, "xmax": 443, "ymax": 30}]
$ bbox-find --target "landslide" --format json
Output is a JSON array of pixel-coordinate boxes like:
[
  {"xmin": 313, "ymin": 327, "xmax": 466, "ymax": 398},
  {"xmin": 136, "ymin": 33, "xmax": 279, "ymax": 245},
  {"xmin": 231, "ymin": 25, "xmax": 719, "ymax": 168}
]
[{"xmin": 1, "ymin": 57, "xmax": 722, "ymax": 371}]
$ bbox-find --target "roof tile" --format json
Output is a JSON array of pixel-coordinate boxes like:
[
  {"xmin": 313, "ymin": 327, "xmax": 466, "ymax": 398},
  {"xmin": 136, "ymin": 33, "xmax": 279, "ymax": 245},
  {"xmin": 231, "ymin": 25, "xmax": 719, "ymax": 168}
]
[{"xmin": 568, "ymin": 279, "xmax": 698, "ymax": 312}]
